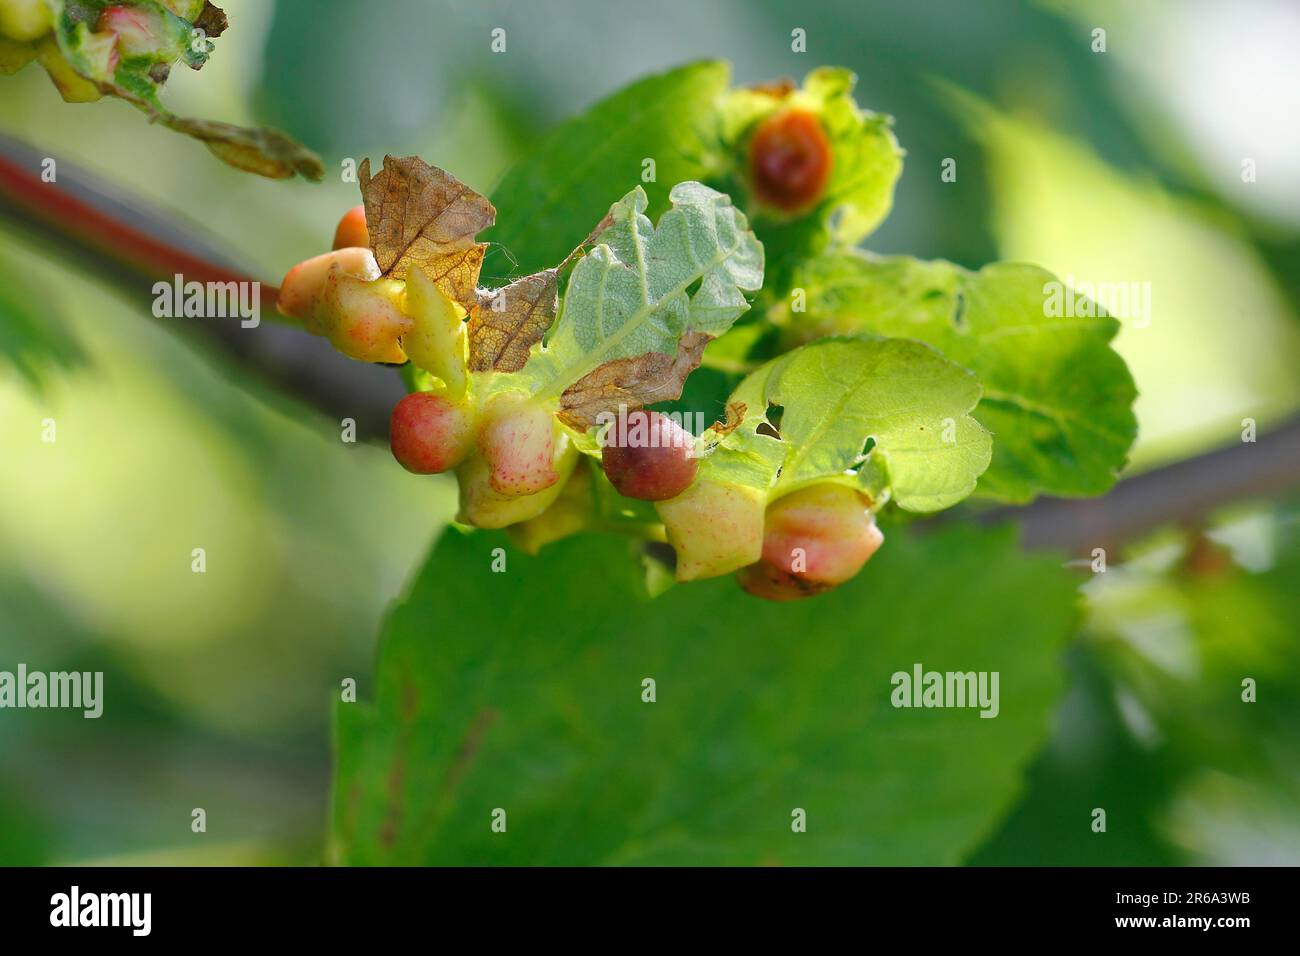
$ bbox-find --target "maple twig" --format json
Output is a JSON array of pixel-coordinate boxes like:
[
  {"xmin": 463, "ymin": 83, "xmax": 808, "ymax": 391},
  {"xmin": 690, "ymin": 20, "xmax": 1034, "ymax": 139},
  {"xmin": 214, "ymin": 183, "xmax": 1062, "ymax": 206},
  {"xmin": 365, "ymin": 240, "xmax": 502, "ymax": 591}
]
[{"xmin": 3, "ymin": 132, "xmax": 1297, "ymax": 548}]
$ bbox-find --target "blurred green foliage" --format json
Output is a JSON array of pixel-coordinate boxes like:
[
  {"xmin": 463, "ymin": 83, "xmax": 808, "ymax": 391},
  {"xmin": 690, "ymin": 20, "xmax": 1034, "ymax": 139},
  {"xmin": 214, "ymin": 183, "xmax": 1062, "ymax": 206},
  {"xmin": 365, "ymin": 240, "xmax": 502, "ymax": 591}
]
[
  {"xmin": 976, "ymin": 502, "xmax": 1300, "ymax": 865},
  {"xmin": 0, "ymin": 221, "xmax": 452, "ymax": 862},
  {"xmin": 0, "ymin": 260, "xmax": 85, "ymax": 391}
]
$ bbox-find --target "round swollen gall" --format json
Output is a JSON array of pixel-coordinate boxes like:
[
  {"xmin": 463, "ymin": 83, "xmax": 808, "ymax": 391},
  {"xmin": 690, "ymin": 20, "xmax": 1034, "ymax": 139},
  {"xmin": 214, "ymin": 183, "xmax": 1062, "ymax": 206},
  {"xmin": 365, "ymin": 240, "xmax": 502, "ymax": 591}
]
[
  {"xmin": 276, "ymin": 247, "xmax": 379, "ymax": 320},
  {"xmin": 389, "ymin": 391, "xmax": 476, "ymax": 475},
  {"xmin": 477, "ymin": 395, "xmax": 562, "ymax": 497},
  {"xmin": 738, "ymin": 483, "xmax": 883, "ymax": 600},
  {"xmin": 332, "ymin": 204, "xmax": 369, "ymax": 251},
  {"xmin": 747, "ymin": 108, "xmax": 833, "ymax": 214},
  {"xmin": 601, "ymin": 410, "xmax": 698, "ymax": 501}
]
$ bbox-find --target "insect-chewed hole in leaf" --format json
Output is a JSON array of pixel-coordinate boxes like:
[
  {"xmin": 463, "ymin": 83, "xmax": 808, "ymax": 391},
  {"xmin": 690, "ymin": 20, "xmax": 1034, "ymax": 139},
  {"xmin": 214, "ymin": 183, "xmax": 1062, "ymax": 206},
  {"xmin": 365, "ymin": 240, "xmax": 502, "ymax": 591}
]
[
  {"xmin": 757, "ymin": 403, "xmax": 784, "ymax": 439},
  {"xmin": 856, "ymin": 436, "xmax": 877, "ymax": 465}
]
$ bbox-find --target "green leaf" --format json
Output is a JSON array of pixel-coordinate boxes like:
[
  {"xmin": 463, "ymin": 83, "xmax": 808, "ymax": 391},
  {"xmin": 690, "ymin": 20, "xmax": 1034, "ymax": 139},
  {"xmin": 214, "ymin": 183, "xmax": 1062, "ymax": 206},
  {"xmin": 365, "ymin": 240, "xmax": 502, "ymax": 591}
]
[
  {"xmin": 703, "ymin": 337, "xmax": 991, "ymax": 512},
  {"xmin": 509, "ymin": 181, "xmax": 763, "ymax": 421},
  {"xmin": 485, "ymin": 60, "xmax": 732, "ymax": 277},
  {"xmin": 777, "ymin": 250, "xmax": 1138, "ymax": 502},
  {"xmin": 331, "ymin": 522, "xmax": 1075, "ymax": 865}
]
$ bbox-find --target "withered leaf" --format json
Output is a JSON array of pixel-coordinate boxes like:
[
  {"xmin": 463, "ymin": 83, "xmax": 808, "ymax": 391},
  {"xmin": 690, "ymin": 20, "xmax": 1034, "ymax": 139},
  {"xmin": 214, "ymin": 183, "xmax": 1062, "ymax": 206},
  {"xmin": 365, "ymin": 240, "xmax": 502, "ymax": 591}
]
[
  {"xmin": 194, "ymin": 2, "xmax": 230, "ymax": 40},
  {"xmin": 359, "ymin": 156, "xmax": 495, "ymax": 312},
  {"xmin": 470, "ymin": 270, "xmax": 558, "ymax": 373},
  {"xmin": 161, "ymin": 114, "xmax": 324, "ymax": 180},
  {"xmin": 747, "ymin": 77, "xmax": 796, "ymax": 99},
  {"xmin": 558, "ymin": 331, "xmax": 712, "ymax": 429}
]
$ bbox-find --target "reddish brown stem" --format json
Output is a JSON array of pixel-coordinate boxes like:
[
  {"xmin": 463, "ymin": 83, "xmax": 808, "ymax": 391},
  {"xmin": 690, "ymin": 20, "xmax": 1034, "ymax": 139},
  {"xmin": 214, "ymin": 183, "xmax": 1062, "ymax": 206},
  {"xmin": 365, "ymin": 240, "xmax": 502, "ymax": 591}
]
[
  {"xmin": 0, "ymin": 131, "xmax": 403, "ymax": 436},
  {"xmin": 0, "ymin": 132, "xmax": 277, "ymax": 312}
]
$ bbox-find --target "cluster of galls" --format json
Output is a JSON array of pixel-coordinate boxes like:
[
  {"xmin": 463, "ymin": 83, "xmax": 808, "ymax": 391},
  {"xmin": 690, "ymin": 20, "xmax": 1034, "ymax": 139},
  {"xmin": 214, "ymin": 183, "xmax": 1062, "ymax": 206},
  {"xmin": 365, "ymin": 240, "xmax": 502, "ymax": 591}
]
[
  {"xmin": 394, "ymin": 395, "xmax": 884, "ymax": 602},
  {"xmin": 655, "ymin": 469, "xmax": 883, "ymax": 602},
  {"xmin": 394, "ymin": 401, "xmax": 697, "ymax": 532},
  {"xmin": 396, "ymin": 391, "xmax": 580, "ymax": 531},
  {"xmin": 279, "ymin": 206, "xmax": 580, "ymax": 530},
  {"xmin": 284, "ymin": 198, "xmax": 881, "ymax": 600}
]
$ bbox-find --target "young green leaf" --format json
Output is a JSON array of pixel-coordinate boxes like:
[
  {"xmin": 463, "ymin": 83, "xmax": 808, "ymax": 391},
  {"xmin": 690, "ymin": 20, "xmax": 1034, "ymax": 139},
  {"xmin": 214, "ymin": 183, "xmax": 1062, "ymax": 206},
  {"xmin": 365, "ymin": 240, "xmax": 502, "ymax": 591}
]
[
  {"xmin": 774, "ymin": 250, "xmax": 1138, "ymax": 502},
  {"xmin": 511, "ymin": 181, "xmax": 764, "ymax": 428},
  {"xmin": 702, "ymin": 337, "xmax": 992, "ymax": 513}
]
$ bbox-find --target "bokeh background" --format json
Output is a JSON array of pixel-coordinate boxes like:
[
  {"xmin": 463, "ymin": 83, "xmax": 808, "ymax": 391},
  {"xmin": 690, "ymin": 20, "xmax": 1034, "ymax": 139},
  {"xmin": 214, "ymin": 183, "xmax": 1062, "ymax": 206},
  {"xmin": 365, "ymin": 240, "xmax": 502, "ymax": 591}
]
[{"xmin": 0, "ymin": 0, "xmax": 1297, "ymax": 864}]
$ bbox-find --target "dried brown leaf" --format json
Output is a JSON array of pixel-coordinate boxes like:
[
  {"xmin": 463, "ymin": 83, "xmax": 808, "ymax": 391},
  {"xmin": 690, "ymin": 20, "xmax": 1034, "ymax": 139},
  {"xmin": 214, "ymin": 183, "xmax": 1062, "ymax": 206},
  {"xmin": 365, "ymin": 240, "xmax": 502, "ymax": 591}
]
[
  {"xmin": 162, "ymin": 114, "xmax": 324, "ymax": 180},
  {"xmin": 558, "ymin": 331, "xmax": 712, "ymax": 429},
  {"xmin": 470, "ymin": 270, "xmax": 558, "ymax": 373},
  {"xmin": 78, "ymin": 77, "xmax": 324, "ymax": 181},
  {"xmin": 748, "ymin": 77, "xmax": 796, "ymax": 99},
  {"xmin": 359, "ymin": 155, "xmax": 495, "ymax": 312},
  {"xmin": 194, "ymin": 2, "xmax": 230, "ymax": 39}
]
